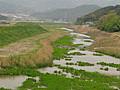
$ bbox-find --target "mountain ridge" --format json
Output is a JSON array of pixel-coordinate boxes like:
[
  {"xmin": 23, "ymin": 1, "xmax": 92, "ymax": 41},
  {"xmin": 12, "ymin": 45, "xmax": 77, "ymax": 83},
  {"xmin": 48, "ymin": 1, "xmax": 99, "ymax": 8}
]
[
  {"xmin": 32, "ymin": 5, "xmax": 100, "ymax": 22},
  {"xmin": 76, "ymin": 5, "xmax": 120, "ymax": 24},
  {"xmin": 0, "ymin": 14, "xmax": 8, "ymax": 20}
]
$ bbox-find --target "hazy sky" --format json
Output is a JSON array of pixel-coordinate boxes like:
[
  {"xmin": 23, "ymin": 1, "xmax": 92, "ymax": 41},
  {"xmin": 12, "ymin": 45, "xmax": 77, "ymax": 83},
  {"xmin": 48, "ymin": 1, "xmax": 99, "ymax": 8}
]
[
  {"xmin": 0, "ymin": 0, "xmax": 120, "ymax": 12},
  {"xmin": 74, "ymin": 0, "xmax": 120, "ymax": 6},
  {"xmin": 0, "ymin": 0, "xmax": 120, "ymax": 7}
]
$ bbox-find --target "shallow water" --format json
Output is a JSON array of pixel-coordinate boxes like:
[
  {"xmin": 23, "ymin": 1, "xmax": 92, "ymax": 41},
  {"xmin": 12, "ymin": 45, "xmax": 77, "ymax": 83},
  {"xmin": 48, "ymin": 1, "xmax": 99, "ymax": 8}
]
[
  {"xmin": 39, "ymin": 67, "xmax": 75, "ymax": 78},
  {"xmin": 73, "ymin": 38, "xmax": 93, "ymax": 46},
  {"xmin": 70, "ymin": 32, "xmax": 90, "ymax": 38},
  {"xmin": 60, "ymin": 28, "xmax": 74, "ymax": 32},
  {"xmin": 0, "ymin": 76, "xmax": 28, "ymax": 89},
  {"xmin": 39, "ymin": 28, "xmax": 120, "ymax": 76}
]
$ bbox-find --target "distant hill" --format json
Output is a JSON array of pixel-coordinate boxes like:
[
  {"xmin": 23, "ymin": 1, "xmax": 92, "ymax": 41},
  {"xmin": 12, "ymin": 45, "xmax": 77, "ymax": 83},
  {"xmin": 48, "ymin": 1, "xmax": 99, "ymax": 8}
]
[
  {"xmin": 32, "ymin": 5, "xmax": 100, "ymax": 22},
  {"xmin": 0, "ymin": 15, "xmax": 8, "ymax": 20},
  {"xmin": 76, "ymin": 5, "xmax": 120, "ymax": 24}
]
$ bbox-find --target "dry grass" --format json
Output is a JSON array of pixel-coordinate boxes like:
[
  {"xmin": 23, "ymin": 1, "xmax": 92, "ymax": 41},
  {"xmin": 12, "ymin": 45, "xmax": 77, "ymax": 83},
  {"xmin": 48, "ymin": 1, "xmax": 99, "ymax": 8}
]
[
  {"xmin": 0, "ymin": 31, "xmax": 51, "ymax": 56},
  {"xmin": 71, "ymin": 25, "xmax": 120, "ymax": 58},
  {"xmin": 0, "ymin": 25, "xmax": 66, "ymax": 67},
  {"xmin": 31, "ymin": 31, "xmax": 65, "ymax": 67}
]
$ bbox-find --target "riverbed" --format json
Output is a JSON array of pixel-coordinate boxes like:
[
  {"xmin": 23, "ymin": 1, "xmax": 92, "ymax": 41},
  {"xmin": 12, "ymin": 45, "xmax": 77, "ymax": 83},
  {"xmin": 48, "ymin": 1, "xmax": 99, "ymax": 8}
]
[
  {"xmin": 0, "ymin": 28, "xmax": 120, "ymax": 89},
  {"xmin": 39, "ymin": 28, "xmax": 120, "ymax": 76}
]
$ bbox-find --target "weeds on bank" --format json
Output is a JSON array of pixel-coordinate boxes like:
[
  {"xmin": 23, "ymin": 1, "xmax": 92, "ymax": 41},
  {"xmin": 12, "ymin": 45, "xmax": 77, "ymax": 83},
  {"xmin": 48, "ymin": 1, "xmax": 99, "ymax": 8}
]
[
  {"xmin": 68, "ymin": 52, "xmax": 86, "ymax": 55},
  {"xmin": 66, "ymin": 61, "xmax": 94, "ymax": 66},
  {"xmin": 77, "ymin": 61, "xmax": 94, "ymax": 66},
  {"xmin": 0, "ymin": 67, "xmax": 40, "ymax": 77}
]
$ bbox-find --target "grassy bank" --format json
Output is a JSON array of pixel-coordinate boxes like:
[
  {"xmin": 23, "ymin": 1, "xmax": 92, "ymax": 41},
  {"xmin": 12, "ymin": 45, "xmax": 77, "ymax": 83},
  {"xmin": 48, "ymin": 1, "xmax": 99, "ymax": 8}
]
[
  {"xmin": 0, "ymin": 67, "xmax": 40, "ymax": 77},
  {"xmin": 0, "ymin": 23, "xmax": 66, "ymax": 68},
  {"xmin": 0, "ymin": 65, "xmax": 119, "ymax": 90},
  {"xmin": 0, "ymin": 23, "xmax": 120, "ymax": 90},
  {"xmin": 0, "ymin": 23, "xmax": 47, "ymax": 47},
  {"xmin": 19, "ymin": 74, "xmax": 119, "ymax": 90}
]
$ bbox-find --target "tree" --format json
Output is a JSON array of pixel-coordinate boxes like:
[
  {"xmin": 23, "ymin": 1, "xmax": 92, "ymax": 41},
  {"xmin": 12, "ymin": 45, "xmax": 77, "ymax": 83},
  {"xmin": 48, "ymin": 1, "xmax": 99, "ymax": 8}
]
[{"xmin": 97, "ymin": 12, "xmax": 120, "ymax": 32}]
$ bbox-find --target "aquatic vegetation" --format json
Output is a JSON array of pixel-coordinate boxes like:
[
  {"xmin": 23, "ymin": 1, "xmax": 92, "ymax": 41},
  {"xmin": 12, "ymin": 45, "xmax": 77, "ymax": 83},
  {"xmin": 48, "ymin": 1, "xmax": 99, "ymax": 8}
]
[
  {"xmin": 84, "ymin": 40, "xmax": 92, "ymax": 42},
  {"xmin": 77, "ymin": 61, "xmax": 94, "ymax": 66},
  {"xmin": 65, "ymin": 58, "xmax": 72, "ymax": 61},
  {"xmin": 66, "ymin": 62, "xmax": 75, "ymax": 65},
  {"xmin": 97, "ymin": 62, "xmax": 120, "ymax": 69},
  {"xmin": 68, "ymin": 52, "xmax": 86, "ymax": 55},
  {"xmin": 100, "ymin": 67, "xmax": 109, "ymax": 71},
  {"xmin": 72, "ymin": 44, "xmax": 84, "ymax": 47},
  {"xmin": 80, "ymin": 48, "xmax": 86, "ymax": 51}
]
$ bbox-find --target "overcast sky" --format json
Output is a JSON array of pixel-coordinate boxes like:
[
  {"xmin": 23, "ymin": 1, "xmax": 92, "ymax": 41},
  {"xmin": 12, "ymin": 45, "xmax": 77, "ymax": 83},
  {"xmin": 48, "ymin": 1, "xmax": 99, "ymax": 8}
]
[
  {"xmin": 74, "ymin": 0, "xmax": 120, "ymax": 6},
  {"xmin": 0, "ymin": 0, "xmax": 119, "ymax": 12},
  {"xmin": 0, "ymin": 0, "xmax": 119, "ymax": 7}
]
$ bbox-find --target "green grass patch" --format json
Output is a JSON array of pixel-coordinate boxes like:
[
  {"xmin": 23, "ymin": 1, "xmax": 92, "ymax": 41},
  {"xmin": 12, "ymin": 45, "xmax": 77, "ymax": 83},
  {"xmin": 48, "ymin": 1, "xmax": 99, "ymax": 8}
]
[
  {"xmin": 53, "ymin": 47, "xmax": 68, "ymax": 60},
  {"xmin": 53, "ymin": 36, "xmax": 73, "ymax": 60},
  {"xmin": 0, "ymin": 67, "xmax": 40, "ymax": 77},
  {"xmin": 20, "ymin": 73, "xmax": 113, "ymax": 90},
  {"xmin": 58, "ymin": 66, "xmax": 120, "ymax": 89},
  {"xmin": 53, "ymin": 36, "xmax": 73, "ymax": 46},
  {"xmin": 18, "ymin": 78, "xmax": 45, "ymax": 90},
  {"xmin": 40, "ymin": 74, "xmax": 114, "ymax": 90}
]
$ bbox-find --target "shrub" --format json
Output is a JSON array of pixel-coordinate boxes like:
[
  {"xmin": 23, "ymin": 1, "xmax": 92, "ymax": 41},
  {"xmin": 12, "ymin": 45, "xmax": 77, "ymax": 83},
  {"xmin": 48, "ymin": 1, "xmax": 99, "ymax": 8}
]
[{"xmin": 97, "ymin": 12, "xmax": 120, "ymax": 32}]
